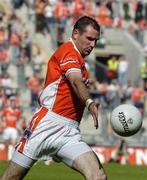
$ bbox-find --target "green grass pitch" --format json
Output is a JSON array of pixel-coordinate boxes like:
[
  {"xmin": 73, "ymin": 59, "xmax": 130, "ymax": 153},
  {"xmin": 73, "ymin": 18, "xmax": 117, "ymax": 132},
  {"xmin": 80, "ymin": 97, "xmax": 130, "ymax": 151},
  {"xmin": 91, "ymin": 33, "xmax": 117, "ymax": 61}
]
[{"xmin": 0, "ymin": 161, "xmax": 147, "ymax": 180}]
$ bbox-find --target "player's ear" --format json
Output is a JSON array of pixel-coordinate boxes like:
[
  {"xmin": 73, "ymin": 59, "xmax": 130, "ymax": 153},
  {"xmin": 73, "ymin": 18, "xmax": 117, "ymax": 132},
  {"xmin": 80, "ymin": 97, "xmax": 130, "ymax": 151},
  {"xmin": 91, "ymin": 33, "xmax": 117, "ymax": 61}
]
[{"xmin": 72, "ymin": 29, "xmax": 79, "ymax": 40}]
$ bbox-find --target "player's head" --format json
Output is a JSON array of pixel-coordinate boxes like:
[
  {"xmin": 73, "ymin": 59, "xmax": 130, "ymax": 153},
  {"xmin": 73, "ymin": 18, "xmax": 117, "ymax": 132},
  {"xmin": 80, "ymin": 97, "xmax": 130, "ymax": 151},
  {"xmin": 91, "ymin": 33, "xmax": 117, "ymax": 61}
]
[
  {"xmin": 72, "ymin": 16, "xmax": 100, "ymax": 57},
  {"xmin": 73, "ymin": 16, "xmax": 100, "ymax": 34}
]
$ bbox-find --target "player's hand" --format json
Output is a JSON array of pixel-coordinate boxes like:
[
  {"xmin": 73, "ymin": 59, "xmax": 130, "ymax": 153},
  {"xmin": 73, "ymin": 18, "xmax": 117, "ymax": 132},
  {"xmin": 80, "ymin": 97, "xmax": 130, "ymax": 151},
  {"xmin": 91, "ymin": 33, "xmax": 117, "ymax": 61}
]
[{"xmin": 88, "ymin": 103, "xmax": 99, "ymax": 129}]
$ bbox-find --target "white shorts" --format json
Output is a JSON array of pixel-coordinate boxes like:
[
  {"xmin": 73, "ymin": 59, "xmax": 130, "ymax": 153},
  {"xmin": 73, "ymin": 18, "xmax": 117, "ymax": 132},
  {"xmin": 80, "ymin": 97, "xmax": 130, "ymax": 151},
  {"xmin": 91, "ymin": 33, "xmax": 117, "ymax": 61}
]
[
  {"xmin": 12, "ymin": 107, "xmax": 92, "ymax": 168},
  {"xmin": 3, "ymin": 127, "xmax": 19, "ymax": 142}
]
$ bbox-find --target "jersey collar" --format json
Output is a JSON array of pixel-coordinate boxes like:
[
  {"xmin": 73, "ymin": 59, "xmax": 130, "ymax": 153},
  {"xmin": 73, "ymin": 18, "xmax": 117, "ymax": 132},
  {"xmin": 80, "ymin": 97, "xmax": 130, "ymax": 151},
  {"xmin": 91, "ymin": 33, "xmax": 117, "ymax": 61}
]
[{"xmin": 70, "ymin": 38, "xmax": 81, "ymax": 56}]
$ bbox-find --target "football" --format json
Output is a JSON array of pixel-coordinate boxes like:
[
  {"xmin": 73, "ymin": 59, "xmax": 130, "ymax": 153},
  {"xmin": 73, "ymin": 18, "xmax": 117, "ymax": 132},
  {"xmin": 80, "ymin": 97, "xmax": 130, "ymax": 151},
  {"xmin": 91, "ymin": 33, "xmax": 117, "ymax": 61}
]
[{"xmin": 110, "ymin": 104, "xmax": 142, "ymax": 137}]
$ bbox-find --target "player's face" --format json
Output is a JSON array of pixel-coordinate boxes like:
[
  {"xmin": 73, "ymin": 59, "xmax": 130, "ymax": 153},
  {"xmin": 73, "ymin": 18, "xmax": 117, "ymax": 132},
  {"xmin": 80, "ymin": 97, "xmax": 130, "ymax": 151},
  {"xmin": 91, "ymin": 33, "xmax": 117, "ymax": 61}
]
[{"xmin": 73, "ymin": 25, "xmax": 100, "ymax": 57}]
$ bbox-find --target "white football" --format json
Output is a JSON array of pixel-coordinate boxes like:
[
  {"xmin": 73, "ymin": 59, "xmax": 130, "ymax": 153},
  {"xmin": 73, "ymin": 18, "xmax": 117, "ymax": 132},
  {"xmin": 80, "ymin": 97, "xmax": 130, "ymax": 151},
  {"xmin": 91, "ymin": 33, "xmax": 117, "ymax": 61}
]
[{"xmin": 110, "ymin": 104, "xmax": 142, "ymax": 137}]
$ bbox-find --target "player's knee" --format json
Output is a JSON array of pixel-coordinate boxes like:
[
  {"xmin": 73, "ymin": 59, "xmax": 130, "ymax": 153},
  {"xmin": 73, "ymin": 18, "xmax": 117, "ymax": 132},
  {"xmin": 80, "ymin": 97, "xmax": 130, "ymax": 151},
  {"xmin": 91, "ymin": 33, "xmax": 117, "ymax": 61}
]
[
  {"xmin": 99, "ymin": 173, "xmax": 107, "ymax": 180},
  {"xmin": 86, "ymin": 170, "xmax": 107, "ymax": 180}
]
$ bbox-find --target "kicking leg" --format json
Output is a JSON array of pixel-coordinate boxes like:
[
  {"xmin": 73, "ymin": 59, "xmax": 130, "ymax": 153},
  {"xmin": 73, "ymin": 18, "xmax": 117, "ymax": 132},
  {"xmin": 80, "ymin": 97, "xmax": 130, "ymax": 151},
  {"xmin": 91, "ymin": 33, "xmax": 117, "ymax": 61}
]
[
  {"xmin": 72, "ymin": 151, "xmax": 107, "ymax": 180},
  {"xmin": 57, "ymin": 142, "xmax": 107, "ymax": 180}
]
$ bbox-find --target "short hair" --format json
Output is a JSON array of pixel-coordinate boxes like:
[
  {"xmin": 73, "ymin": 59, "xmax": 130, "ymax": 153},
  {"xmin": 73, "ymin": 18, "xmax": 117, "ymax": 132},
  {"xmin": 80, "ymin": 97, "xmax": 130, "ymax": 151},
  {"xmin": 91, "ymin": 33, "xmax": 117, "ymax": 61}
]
[{"xmin": 73, "ymin": 16, "xmax": 100, "ymax": 34}]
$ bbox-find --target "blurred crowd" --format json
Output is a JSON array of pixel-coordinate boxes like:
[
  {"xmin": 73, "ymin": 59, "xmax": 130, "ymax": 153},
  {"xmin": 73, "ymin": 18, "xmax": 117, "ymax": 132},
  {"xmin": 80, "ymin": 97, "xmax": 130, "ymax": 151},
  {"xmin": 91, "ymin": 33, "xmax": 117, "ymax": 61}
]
[
  {"xmin": 6, "ymin": 0, "xmax": 147, "ymax": 45},
  {"xmin": 3, "ymin": 0, "xmax": 147, "ymax": 46}
]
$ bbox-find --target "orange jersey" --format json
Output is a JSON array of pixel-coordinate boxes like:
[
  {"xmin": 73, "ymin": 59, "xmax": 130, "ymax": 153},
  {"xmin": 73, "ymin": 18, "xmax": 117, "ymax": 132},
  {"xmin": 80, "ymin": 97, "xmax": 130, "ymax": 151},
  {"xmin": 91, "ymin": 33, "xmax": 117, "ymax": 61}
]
[
  {"xmin": 39, "ymin": 40, "xmax": 89, "ymax": 122},
  {"xmin": 55, "ymin": 2, "xmax": 70, "ymax": 19},
  {"xmin": 2, "ymin": 107, "xmax": 21, "ymax": 127},
  {"xmin": 0, "ymin": 49, "xmax": 8, "ymax": 63},
  {"xmin": 131, "ymin": 88, "xmax": 145, "ymax": 102},
  {"xmin": 10, "ymin": 33, "xmax": 20, "ymax": 48}
]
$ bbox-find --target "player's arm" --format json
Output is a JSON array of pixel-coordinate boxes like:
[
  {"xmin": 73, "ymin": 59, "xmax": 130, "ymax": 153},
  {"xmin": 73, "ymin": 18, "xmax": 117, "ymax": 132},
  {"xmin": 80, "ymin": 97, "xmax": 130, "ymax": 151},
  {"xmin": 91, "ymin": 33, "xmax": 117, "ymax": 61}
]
[{"xmin": 67, "ymin": 71, "xmax": 99, "ymax": 129}]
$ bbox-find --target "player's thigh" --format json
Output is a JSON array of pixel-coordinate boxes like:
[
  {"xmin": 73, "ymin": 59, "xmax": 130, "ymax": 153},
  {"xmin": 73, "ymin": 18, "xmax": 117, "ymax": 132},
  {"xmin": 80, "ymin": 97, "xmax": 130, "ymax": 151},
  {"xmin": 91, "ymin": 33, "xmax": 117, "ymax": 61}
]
[
  {"xmin": 72, "ymin": 151, "xmax": 106, "ymax": 179},
  {"xmin": 1, "ymin": 161, "xmax": 29, "ymax": 180}
]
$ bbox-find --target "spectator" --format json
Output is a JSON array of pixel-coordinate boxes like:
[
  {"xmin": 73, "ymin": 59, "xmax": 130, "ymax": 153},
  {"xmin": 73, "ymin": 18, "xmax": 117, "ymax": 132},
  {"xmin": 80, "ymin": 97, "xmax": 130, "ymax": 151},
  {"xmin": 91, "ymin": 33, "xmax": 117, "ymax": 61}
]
[
  {"xmin": 117, "ymin": 55, "xmax": 128, "ymax": 88},
  {"xmin": 84, "ymin": 0, "xmax": 95, "ymax": 17},
  {"xmin": 1, "ymin": 97, "xmax": 23, "ymax": 160},
  {"xmin": 1, "ymin": 73, "xmax": 13, "ymax": 89},
  {"xmin": 0, "ymin": 87, "xmax": 7, "ymax": 110},
  {"xmin": 27, "ymin": 73, "xmax": 42, "ymax": 112},
  {"xmin": 31, "ymin": 48, "xmax": 45, "ymax": 76},
  {"xmin": 0, "ymin": 26, "xmax": 7, "ymax": 48},
  {"xmin": 72, "ymin": 0, "xmax": 85, "ymax": 18},
  {"xmin": 11, "ymin": 17, "xmax": 23, "ymax": 37},
  {"xmin": 106, "ymin": 56, "xmax": 118, "ymax": 84},
  {"xmin": 43, "ymin": 1, "xmax": 57, "ymax": 48},
  {"xmin": 0, "ymin": 118, "xmax": 4, "ymax": 135},
  {"xmin": 7, "ymin": 12, "xmax": 16, "ymax": 42},
  {"xmin": 55, "ymin": 0, "xmax": 71, "ymax": 46},
  {"xmin": 121, "ymin": 80, "xmax": 134, "ymax": 103},
  {"xmin": 25, "ymin": 0, "xmax": 36, "ymax": 21},
  {"xmin": 97, "ymin": 81, "xmax": 109, "ymax": 108},
  {"xmin": 106, "ymin": 0, "xmax": 114, "ymax": 19},
  {"xmin": 0, "ymin": 46, "xmax": 10, "ymax": 74},
  {"xmin": 140, "ymin": 56, "xmax": 147, "ymax": 91},
  {"xmin": 122, "ymin": 1, "xmax": 131, "ymax": 21},
  {"xmin": 109, "ymin": 139, "xmax": 128, "ymax": 165},
  {"xmin": 16, "ymin": 48, "xmax": 29, "ymax": 88},
  {"xmin": 21, "ymin": 31, "xmax": 32, "ymax": 62},
  {"xmin": 35, "ymin": 0, "xmax": 46, "ymax": 33},
  {"xmin": 106, "ymin": 80, "xmax": 120, "ymax": 109},
  {"xmin": 134, "ymin": 0, "xmax": 145, "ymax": 45},
  {"xmin": 135, "ymin": 1, "xmax": 144, "ymax": 24},
  {"xmin": 131, "ymin": 84, "xmax": 146, "ymax": 118},
  {"xmin": 95, "ymin": 2, "xmax": 112, "ymax": 27},
  {"xmin": 9, "ymin": 29, "xmax": 21, "ymax": 62},
  {"xmin": 44, "ymin": 1, "xmax": 55, "ymax": 33}
]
